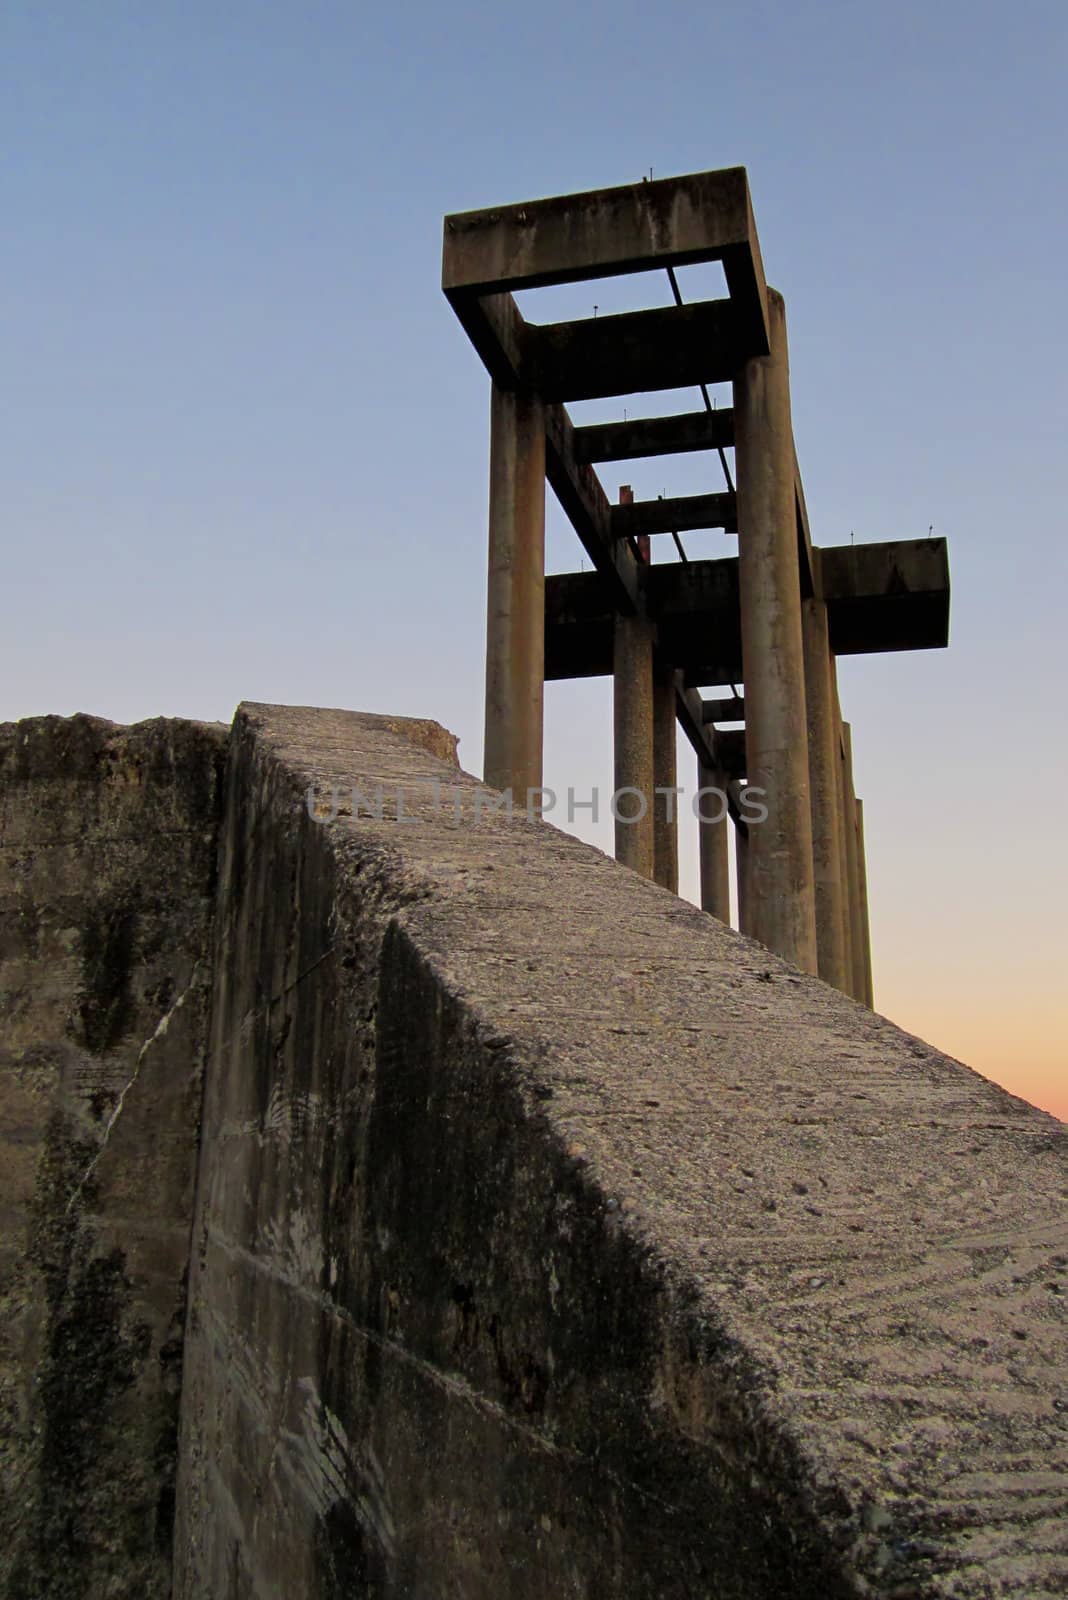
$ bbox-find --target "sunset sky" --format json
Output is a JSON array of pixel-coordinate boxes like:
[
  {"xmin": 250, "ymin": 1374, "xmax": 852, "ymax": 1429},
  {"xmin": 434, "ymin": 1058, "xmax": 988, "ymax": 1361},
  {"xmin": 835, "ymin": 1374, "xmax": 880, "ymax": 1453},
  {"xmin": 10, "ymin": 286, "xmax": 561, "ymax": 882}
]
[{"xmin": 3, "ymin": 1, "xmax": 1065, "ymax": 1116}]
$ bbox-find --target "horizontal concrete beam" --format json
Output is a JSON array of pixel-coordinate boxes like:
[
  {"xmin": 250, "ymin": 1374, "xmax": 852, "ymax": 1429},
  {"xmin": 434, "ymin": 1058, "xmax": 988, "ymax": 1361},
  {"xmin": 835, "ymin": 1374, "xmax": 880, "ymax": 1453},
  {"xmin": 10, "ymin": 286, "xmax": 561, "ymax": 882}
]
[
  {"xmin": 611, "ymin": 492, "xmax": 737, "ymax": 540},
  {"xmin": 702, "ymin": 695, "xmax": 746, "ymax": 724},
  {"xmin": 529, "ymin": 301, "xmax": 743, "ymax": 402},
  {"xmin": 572, "ymin": 409, "xmax": 735, "ymax": 463},
  {"xmin": 546, "ymin": 538, "xmax": 950, "ymax": 683},
  {"xmin": 442, "ymin": 167, "xmax": 769, "ymax": 356},
  {"xmin": 545, "ymin": 562, "xmax": 743, "ymax": 686},
  {"xmin": 543, "ymin": 403, "xmax": 640, "ymax": 616},
  {"xmin": 448, "ymin": 288, "xmax": 530, "ymax": 393},
  {"xmin": 710, "ymin": 726, "xmax": 747, "ymax": 779},
  {"xmin": 820, "ymin": 538, "xmax": 950, "ymax": 654}
]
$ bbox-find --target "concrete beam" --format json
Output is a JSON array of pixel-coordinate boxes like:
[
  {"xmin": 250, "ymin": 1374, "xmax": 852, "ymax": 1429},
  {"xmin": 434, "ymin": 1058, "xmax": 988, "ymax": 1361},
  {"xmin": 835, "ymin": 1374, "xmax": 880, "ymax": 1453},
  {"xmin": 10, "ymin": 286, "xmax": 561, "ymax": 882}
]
[
  {"xmin": 545, "ymin": 562, "xmax": 742, "ymax": 687},
  {"xmin": 611, "ymin": 491, "xmax": 737, "ymax": 541},
  {"xmin": 821, "ymin": 538, "xmax": 950, "ymax": 655},
  {"xmin": 530, "ymin": 301, "xmax": 743, "ymax": 403},
  {"xmin": 447, "ymin": 287, "xmax": 531, "ymax": 393},
  {"xmin": 545, "ymin": 537, "xmax": 949, "ymax": 683},
  {"xmin": 543, "ymin": 403, "xmax": 640, "ymax": 616},
  {"xmin": 702, "ymin": 695, "xmax": 745, "ymax": 724},
  {"xmin": 442, "ymin": 167, "xmax": 769, "ymax": 354},
  {"xmin": 572, "ymin": 409, "xmax": 734, "ymax": 463},
  {"xmin": 709, "ymin": 728, "xmax": 747, "ymax": 779},
  {"xmin": 673, "ymin": 678, "xmax": 749, "ymax": 831}
]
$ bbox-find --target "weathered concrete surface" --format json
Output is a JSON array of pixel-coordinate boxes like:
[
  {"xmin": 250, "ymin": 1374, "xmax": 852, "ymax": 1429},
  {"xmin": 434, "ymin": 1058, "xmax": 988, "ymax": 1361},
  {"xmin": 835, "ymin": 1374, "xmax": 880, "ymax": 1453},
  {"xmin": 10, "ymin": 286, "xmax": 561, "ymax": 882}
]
[
  {"xmin": 176, "ymin": 703, "xmax": 1068, "ymax": 1600},
  {"xmin": 484, "ymin": 383, "xmax": 546, "ymax": 798},
  {"xmin": 735, "ymin": 288, "xmax": 819, "ymax": 973},
  {"xmin": 0, "ymin": 713, "xmax": 226, "ymax": 1599}
]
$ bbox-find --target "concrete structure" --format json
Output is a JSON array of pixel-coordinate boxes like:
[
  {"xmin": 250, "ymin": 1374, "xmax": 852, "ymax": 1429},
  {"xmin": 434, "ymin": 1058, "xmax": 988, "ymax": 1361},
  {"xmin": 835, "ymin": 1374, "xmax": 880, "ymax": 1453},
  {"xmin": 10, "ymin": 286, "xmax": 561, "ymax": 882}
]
[
  {"xmin": 802, "ymin": 595, "xmax": 849, "ymax": 991},
  {"xmin": 697, "ymin": 759, "xmax": 731, "ymax": 922},
  {"xmin": 734, "ymin": 290, "xmax": 817, "ymax": 973},
  {"xmin": 0, "ymin": 713, "xmax": 226, "ymax": 1600},
  {"xmin": 484, "ymin": 385, "xmax": 545, "ymax": 798},
  {"xmin": 833, "ymin": 696, "xmax": 856, "ymax": 993},
  {"xmin": 4, "ymin": 703, "xmax": 1065, "ymax": 1599},
  {"xmin": 612, "ymin": 611, "xmax": 654, "ymax": 878},
  {"xmin": 855, "ymin": 798, "xmax": 875, "ymax": 1008},
  {"xmin": 444, "ymin": 168, "xmax": 952, "ymax": 1002},
  {"xmin": 841, "ymin": 723, "xmax": 865, "ymax": 1004},
  {"xmin": 651, "ymin": 666, "xmax": 679, "ymax": 892},
  {"xmin": 735, "ymin": 821, "xmax": 752, "ymax": 935}
]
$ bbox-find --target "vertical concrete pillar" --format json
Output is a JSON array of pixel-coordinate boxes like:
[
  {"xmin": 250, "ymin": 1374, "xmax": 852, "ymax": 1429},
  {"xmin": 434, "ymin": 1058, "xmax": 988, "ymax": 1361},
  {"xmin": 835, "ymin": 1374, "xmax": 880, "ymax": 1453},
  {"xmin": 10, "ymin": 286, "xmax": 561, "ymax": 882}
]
[
  {"xmin": 855, "ymin": 798, "xmax": 874, "ymax": 1008},
  {"xmin": 613, "ymin": 615, "xmax": 654, "ymax": 878},
  {"xmin": 652, "ymin": 668, "xmax": 679, "ymax": 893},
  {"xmin": 734, "ymin": 821, "xmax": 751, "ymax": 935},
  {"xmin": 832, "ymin": 694, "xmax": 855, "ymax": 995},
  {"xmin": 841, "ymin": 723, "xmax": 865, "ymax": 1003},
  {"xmin": 801, "ymin": 599, "xmax": 849, "ymax": 992},
  {"xmin": 483, "ymin": 383, "xmax": 545, "ymax": 797},
  {"xmin": 697, "ymin": 760, "xmax": 731, "ymax": 921},
  {"xmin": 733, "ymin": 289, "xmax": 818, "ymax": 974}
]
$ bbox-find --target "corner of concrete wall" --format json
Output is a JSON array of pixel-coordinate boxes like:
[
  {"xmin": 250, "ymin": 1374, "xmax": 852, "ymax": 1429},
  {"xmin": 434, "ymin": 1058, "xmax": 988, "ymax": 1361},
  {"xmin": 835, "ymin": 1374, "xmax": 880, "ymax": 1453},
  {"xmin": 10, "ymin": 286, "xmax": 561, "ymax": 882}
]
[{"xmin": 174, "ymin": 703, "xmax": 1068, "ymax": 1600}]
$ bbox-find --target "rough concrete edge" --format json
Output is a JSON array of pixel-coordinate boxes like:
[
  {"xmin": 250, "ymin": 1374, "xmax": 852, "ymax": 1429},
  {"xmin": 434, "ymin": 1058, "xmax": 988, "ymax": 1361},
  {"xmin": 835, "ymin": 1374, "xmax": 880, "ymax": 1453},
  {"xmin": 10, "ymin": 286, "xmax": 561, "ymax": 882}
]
[
  {"xmin": 229, "ymin": 703, "xmax": 910, "ymax": 1597},
  {"xmin": 239, "ymin": 701, "xmax": 461, "ymax": 770}
]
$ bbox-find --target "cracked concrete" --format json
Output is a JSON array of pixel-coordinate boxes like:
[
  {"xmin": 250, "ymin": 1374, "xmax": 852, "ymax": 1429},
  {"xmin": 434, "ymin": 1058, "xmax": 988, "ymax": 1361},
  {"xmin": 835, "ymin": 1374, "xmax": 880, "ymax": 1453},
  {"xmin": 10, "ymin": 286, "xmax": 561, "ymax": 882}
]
[
  {"xmin": 2, "ymin": 704, "xmax": 1066, "ymax": 1599},
  {"xmin": 65, "ymin": 960, "xmax": 203, "ymax": 1216},
  {"xmin": 0, "ymin": 713, "xmax": 226, "ymax": 1600},
  {"xmin": 174, "ymin": 704, "xmax": 1066, "ymax": 1600}
]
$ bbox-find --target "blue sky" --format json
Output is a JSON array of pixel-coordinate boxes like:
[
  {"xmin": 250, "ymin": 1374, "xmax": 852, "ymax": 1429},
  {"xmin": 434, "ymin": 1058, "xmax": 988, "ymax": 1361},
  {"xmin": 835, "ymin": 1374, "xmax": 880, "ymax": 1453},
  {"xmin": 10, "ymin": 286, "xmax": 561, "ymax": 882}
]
[{"xmin": 3, "ymin": 0, "xmax": 1065, "ymax": 1112}]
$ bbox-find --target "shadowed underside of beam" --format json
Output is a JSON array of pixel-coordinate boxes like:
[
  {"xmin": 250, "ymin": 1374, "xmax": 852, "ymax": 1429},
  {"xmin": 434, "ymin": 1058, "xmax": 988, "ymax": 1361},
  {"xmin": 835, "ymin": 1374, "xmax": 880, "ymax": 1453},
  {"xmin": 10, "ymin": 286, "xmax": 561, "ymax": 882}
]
[{"xmin": 545, "ymin": 539, "xmax": 950, "ymax": 682}]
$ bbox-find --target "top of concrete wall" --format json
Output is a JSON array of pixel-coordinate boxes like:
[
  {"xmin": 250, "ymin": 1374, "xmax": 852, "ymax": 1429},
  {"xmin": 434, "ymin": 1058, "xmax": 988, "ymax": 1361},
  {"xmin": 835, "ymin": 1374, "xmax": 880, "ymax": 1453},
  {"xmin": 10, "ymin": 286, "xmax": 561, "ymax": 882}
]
[{"xmin": 237, "ymin": 701, "xmax": 1067, "ymax": 1599}]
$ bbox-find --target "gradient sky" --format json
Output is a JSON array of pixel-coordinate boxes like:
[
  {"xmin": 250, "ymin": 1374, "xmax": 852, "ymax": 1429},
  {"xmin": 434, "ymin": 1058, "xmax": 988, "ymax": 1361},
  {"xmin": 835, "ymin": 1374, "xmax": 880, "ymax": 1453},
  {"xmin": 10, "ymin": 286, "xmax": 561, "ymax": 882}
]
[{"xmin": 3, "ymin": 1, "xmax": 1065, "ymax": 1117}]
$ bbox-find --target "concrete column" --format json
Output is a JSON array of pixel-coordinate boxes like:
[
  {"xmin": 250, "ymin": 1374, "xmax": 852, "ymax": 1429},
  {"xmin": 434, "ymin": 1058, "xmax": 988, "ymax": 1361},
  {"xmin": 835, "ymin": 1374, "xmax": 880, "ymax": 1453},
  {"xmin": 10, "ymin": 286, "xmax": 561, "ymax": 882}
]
[
  {"xmin": 855, "ymin": 798, "xmax": 874, "ymax": 1009},
  {"xmin": 801, "ymin": 599, "xmax": 849, "ymax": 992},
  {"xmin": 734, "ymin": 821, "xmax": 751, "ymax": 935},
  {"xmin": 832, "ymin": 693, "xmax": 855, "ymax": 995},
  {"xmin": 613, "ymin": 614, "xmax": 655, "ymax": 878},
  {"xmin": 483, "ymin": 383, "xmax": 545, "ymax": 797},
  {"xmin": 733, "ymin": 288, "xmax": 818, "ymax": 974},
  {"xmin": 841, "ymin": 723, "xmax": 865, "ymax": 1003},
  {"xmin": 697, "ymin": 761, "xmax": 731, "ymax": 922},
  {"xmin": 652, "ymin": 668, "xmax": 679, "ymax": 893}
]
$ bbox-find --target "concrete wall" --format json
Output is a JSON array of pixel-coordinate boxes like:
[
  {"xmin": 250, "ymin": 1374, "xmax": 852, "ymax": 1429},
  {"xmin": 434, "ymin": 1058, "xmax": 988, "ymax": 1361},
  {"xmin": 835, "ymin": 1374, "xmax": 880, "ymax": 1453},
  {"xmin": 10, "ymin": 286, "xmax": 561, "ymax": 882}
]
[
  {"xmin": 2, "ymin": 704, "xmax": 1065, "ymax": 1598},
  {"xmin": 175, "ymin": 704, "xmax": 1067, "ymax": 1600},
  {"xmin": 0, "ymin": 714, "xmax": 226, "ymax": 1599}
]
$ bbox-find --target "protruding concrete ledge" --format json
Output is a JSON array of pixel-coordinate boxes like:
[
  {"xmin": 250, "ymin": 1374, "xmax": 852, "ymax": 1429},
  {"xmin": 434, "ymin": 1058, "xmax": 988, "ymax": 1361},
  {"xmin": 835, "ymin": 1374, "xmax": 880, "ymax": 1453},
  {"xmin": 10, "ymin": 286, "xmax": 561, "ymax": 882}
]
[
  {"xmin": 545, "ymin": 539, "xmax": 949, "ymax": 683},
  {"xmin": 442, "ymin": 167, "xmax": 769, "ymax": 356},
  {"xmin": 175, "ymin": 703, "xmax": 1068, "ymax": 1600}
]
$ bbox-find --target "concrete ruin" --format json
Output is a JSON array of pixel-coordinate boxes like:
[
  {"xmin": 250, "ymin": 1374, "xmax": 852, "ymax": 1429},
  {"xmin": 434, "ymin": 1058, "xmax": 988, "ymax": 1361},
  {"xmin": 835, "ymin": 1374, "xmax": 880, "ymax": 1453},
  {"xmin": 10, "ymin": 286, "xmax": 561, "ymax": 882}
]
[
  {"xmin": 443, "ymin": 166, "xmax": 952, "ymax": 1004},
  {"xmin": 2, "ymin": 703, "xmax": 1066, "ymax": 1599}
]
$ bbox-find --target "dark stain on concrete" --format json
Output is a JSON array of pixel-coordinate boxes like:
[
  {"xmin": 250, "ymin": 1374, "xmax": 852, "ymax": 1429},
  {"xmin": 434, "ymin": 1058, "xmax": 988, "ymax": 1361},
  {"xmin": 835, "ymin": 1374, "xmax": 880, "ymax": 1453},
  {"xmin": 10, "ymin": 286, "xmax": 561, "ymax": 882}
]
[{"xmin": 76, "ymin": 900, "xmax": 138, "ymax": 1055}]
